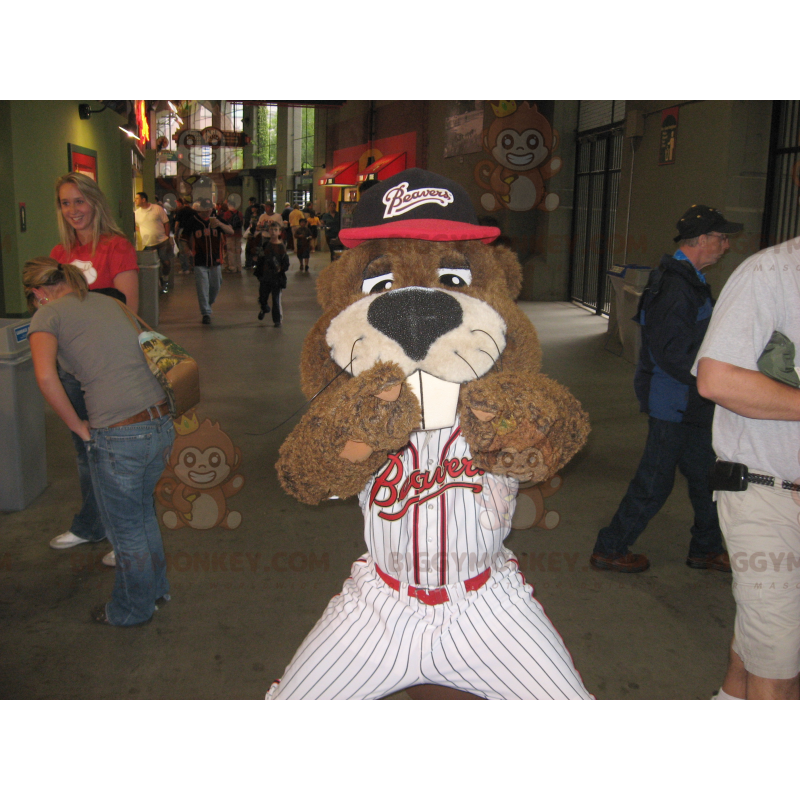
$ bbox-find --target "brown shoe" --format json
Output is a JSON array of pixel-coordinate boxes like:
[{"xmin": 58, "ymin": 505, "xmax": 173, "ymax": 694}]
[
  {"xmin": 590, "ymin": 552, "xmax": 650, "ymax": 573},
  {"xmin": 686, "ymin": 552, "xmax": 732, "ymax": 572}
]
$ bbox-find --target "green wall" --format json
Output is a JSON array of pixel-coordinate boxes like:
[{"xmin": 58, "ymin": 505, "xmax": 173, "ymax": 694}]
[{"xmin": 0, "ymin": 100, "xmax": 136, "ymax": 316}]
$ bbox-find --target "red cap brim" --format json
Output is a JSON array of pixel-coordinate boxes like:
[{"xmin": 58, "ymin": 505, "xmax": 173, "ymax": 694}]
[{"xmin": 338, "ymin": 219, "xmax": 501, "ymax": 248}]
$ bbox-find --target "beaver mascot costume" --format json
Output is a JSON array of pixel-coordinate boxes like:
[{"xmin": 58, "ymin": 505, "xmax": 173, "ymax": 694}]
[{"xmin": 266, "ymin": 169, "xmax": 592, "ymax": 700}]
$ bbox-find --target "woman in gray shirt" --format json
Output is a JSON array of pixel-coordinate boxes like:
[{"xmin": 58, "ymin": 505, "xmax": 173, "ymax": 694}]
[{"xmin": 25, "ymin": 257, "xmax": 175, "ymax": 626}]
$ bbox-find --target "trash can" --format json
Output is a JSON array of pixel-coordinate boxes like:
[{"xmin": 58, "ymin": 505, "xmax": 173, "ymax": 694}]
[
  {"xmin": 606, "ymin": 264, "xmax": 652, "ymax": 364},
  {"xmin": 0, "ymin": 318, "xmax": 47, "ymax": 511},
  {"xmin": 137, "ymin": 249, "xmax": 160, "ymax": 329}
]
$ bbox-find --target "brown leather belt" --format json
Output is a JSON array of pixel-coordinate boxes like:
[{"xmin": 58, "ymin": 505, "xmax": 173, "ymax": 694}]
[
  {"xmin": 374, "ymin": 563, "xmax": 491, "ymax": 606},
  {"xmin": 108, "ymin": 401, "xmax": 170, "ymax": 428}
]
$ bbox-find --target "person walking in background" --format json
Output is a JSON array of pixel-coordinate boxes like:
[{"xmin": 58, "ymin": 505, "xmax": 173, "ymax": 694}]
[
  {"xmin": 174, "ymin": 197, "xmax": 196, "ymax": 275},
  {"xmin": 134, "ymin": 191, "xmax": 173, "ymax": 294},
  {"xmin": 254, "ymin": 222, "xmax": 289, "ymax": 327},
  {"xmin": 243, "ymin": 197, "xmax": 258, "ymax": 230},
  {"xmin": 590, "ymin": 204, "xmax": 742, "ymax": 573},
  {"xmin": 256, "ymin": 202, "xmax": 283, "ymax": 244},
  {"xmin": 288, "ymin": 203, "xmax": 305, "ymax": 251},
  {"xmin": 221, "ymin": 200, "xmax": 244, "ymax": 273},
  {"xmin": 294, "ymin": 217, "xmax": 312, "ymax": 272},
  {"xmin": 321, "ymin": 201, "xmax": 340, "ymax": 251},
  {"xmin": 186, "ymin": 198, "xmax": 234, "ymax": 324},
  {"xmin": 25, "ymin": 258, "xmax": 174, "ymax": 626},
  {"xmin": 306, "ymin": 209, "xmax": 320, "ymax": 253},
  {"xmin": 244, "ymin": 204, "xmax": 264, "ymax": 270},
  {"xmin": 282, "ymin": 202, "xmax": 294, "ymax": 251},
  {"xmin": 48, "ymin": 172, "xmax": 141, "ymax": 566}
]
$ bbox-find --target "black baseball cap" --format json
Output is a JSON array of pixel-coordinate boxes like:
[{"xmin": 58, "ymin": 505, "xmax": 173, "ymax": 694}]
[
  {"xmin": 338, "ymin": 168, "xmax": 500, "ymax": 248},
  {"xmin": 673, "ymin": 204, "xmax": 743, "ymax": 242}
]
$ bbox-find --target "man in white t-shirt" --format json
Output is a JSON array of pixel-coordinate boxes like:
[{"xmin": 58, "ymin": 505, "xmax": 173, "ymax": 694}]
[
  {"xmin": 256, "ymin": 202, "xmax": 283, "ymax": 243},
  {"xmin": 134, "ymin": 192, "xmax": 173, "ymax": 293},
  {"xmin": 696, "ymin": 235, "xmax": 800, "ymax": 700}
]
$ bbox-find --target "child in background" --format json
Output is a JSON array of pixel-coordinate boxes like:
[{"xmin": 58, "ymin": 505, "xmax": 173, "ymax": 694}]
[
  {"xmin": 254, "ymin": 222, "xmax": 289, "ymax": 327},
  {"xmin": 294, "ymin": 217, "xmax": 312, "ymax": 272}
]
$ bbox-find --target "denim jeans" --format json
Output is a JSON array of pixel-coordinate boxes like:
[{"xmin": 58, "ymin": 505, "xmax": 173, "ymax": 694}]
[
  {"xmin": 194, "ymin": 264, "xmax": 221, "ymax": 316},
  {"xmin": 85, "ymin": 414, "xmax": 175, "ymax": 626},
  {"xmin": 57, "ymin": 366, "xmax": 106, "ymax": 542},
  {"xmin": 593, "ymin": 416, "xmax": 724, "ymax": 559},
  {"xmin": 145, "ymin": 240, "xmax": 174, "ymax": 290}
]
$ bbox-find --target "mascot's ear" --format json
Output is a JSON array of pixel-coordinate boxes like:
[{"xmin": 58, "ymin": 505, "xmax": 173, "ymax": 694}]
[{"xmin": 491, "ymin": 244, "xmax": 524, "ymax": 300}]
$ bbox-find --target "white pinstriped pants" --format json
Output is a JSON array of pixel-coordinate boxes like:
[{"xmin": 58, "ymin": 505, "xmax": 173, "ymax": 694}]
[{"xmin": 266, "ymin": 549, "xmax": 593, "ymax": 700}]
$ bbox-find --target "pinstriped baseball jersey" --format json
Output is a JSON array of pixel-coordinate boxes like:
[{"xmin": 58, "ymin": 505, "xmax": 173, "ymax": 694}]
[
  {"xmin": 359, "ymin": 421, "xmax": 517, "ymax": 587},
  {"xmin": 266, "ymin": 421, "xmax": 593, "ymax": 700}
]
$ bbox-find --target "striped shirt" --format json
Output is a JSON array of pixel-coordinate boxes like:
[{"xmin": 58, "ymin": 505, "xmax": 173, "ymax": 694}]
[{"xmin": 359, "ymin": 420, "xmax": 518, "ymax": 587}]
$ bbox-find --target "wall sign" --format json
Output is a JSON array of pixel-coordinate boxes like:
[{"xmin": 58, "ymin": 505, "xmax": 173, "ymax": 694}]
[
  {"xmin": 68, "ymin": 144, "xmax": 98, "ymax": 181},
  {"xmin": 659, "ymin": 107, "xmax": 679, "ymax": 165}
]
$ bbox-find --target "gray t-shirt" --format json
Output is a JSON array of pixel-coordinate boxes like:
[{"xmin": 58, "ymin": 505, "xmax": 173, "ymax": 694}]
[
  {"xmin": 693, "ymin": 236, "xmax": 800, "ymax": 482},
  {"xmin": 29, "ymin": 292, "xmax": 165, "ymax": 428}
]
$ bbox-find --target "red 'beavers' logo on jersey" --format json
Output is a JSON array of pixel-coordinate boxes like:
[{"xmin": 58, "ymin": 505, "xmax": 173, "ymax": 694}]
[{"xmin": 369, "ymin": 452, "xmax": 484, "ymax": 521}]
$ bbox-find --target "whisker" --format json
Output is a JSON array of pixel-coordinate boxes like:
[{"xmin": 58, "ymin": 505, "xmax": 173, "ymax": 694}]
[
  {"xmin": 471, "ymin": 329, "xmax": 503, "ymax": 371},
  {"xmin": 349, "ymin": 336, "xmax": 364, "ymax": 367},
  {"xmin": 244, "ymin": 340, "xmax": 363, "ymax": 436},
  {"xmin": 454, "ymin": 350, "xmax": 480, "ymax": 380},
  {"xmin": 477, "ymin": 348, "xmax": 497, "ymax": 365}
]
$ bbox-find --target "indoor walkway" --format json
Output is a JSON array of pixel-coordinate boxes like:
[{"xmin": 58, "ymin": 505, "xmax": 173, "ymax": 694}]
[{"xmin": 0, "ymin": 249, "xmax": 735, "ymax": 699}]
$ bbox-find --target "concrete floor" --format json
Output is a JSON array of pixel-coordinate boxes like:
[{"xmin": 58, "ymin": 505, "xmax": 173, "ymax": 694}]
[{"xmin": 0, "ymin": 249, "xmax": 735, "ymax": 700}]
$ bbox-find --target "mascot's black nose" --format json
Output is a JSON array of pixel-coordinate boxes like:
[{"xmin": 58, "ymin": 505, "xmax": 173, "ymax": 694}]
[{"xmin": 367, "ymin": 287, "xmax": 463, "ymax": 362}]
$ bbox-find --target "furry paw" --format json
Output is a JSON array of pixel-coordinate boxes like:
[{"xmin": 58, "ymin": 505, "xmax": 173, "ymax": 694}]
[{"xmin": 460, "ymin": 372, "xmax": 589, "ymax": 481}]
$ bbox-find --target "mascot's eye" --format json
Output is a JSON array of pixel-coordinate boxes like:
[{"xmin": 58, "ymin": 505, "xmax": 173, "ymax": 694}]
[
  {"xmin": 501, "ymin": 134, "xmax": 515, "ymax": 150},
  {"xmin": 362, "ymin": 273, "xmax": 394, "ymax": 294},
  {"xmin": 209, "ymin": 452, "xmax": 222, "ymax": 468},
  {"xmin": 527, "ymin": 133, "xmax": 540, "ymax": 150},
  {"xmin": 438, "ymin": 267, "xmax": 472, "ymax": 288},
  {"xmin": 183, "ymin": 452, "xmax": 196, "ymax": 467}
]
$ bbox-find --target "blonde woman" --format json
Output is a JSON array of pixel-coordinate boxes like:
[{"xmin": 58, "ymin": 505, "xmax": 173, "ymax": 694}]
[
  {"xmin": 48, "ymin": 173, "xmax": 140, "ymax": 560},
  {"xmin": 51, "ymin": 172, "xmax": 139, "ymax": 312},
  {"xmin": 25, "ymin": 258, "xmax": 174, "ymax": 627}
]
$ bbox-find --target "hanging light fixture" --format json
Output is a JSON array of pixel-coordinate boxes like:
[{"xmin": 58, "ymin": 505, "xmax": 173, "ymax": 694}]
[{"xmin": 78, "ymin": 103, "xmax": 107, "ymax": 120}]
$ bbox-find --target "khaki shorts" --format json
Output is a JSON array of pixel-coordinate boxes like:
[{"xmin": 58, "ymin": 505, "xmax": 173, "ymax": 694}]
[{"xmin": 717, "ymin": 482, "xmax": 800, "ymax": 679}]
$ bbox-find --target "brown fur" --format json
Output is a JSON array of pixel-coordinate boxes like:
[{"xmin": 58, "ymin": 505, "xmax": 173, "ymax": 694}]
[{"xmin": 277, "ymin": 239, "xmax": 589, "ymax": 505}]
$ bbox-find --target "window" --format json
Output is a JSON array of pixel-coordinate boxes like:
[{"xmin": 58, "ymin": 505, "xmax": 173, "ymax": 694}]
[
  {"xmin": 255, "ymin": 104, "xmax": 278, "ymax": 167},
  {"xmin": 156, "ymin": 157, "xmax": 177, "ymax": 178},
  {"xmin": 222, "ymin": 101, "xmax": 243, "ymax": 133},
  {"xmin": 193, "ymin": 103, "xmax": 212, "ymax": 130},
  {"xmin": 569, "ymin": 102, "xmax": 625, "ymax": 314},
  {"xmin": 578, "ymin": 101, "xmax": 626, "ymax": 133},
  {"xmin": 300, "ymin": 106, "xmax": 315, "ymax": 171},
  {"xmin": 155, "ymin": 110, "xmax": 180, "ymax": 151}
]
